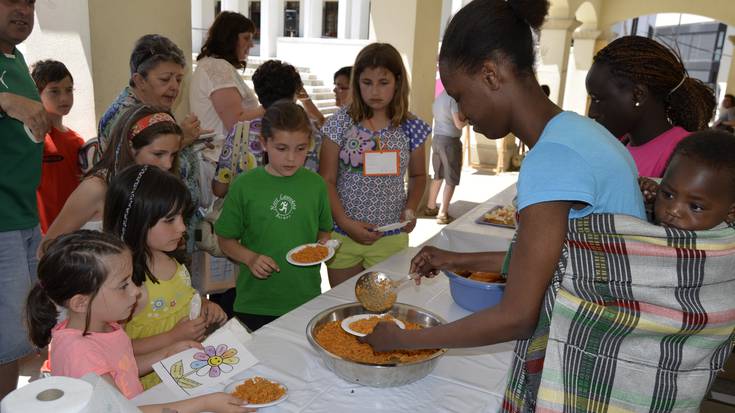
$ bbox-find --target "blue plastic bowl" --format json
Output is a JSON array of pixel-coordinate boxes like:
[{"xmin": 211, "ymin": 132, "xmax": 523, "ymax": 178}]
[{"xmin": 443, "ymin": 270, "xmax": 505, "ymax": 312}]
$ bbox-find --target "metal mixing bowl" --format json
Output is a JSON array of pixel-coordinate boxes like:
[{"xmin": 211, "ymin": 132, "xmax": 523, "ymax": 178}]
[{"xmin": 305, "ymin": 302, "xmax": 447, "ymax": 387}]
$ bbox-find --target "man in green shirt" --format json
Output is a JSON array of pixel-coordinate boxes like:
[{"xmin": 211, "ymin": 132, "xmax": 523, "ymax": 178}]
[{"xmin": 0, "ymin": 0, "xmax": 49, "ymax": 399}]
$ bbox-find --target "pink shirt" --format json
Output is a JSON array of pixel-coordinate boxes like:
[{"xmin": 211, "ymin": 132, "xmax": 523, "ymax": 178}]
[
  {"xmin": 49, "ymin": 320, "xmax": 143, "ymax": 398},
  {"xmin": 627, "ymin": 126, "xmax": 690, "ymax": 178}
]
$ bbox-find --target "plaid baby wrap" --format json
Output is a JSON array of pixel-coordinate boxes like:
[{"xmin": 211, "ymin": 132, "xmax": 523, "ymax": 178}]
[{"xmin": 502, "ymin": 214, "xmax": 735, "ymax": 413}]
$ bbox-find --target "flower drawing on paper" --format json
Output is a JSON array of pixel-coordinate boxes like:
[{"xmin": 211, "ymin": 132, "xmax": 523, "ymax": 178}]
[
  {"xmin": 340, "ymin": 129, "xmax": 376, "ymax": 171},
  {"xmin": 190, "ymin": 344, "xmax": 240, "ymax": 378},
  {"xmin": 169, "ymin": 360, "xmax": 201, "ymax": 389}
]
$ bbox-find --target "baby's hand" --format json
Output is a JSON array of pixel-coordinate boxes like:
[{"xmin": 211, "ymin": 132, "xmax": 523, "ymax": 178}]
[
  {"xmin": 202, "ymin": 299, "xmax": 228, "ymax": 326},
  {"xmin": 171, "ymin": 316, "xmax": 207, "ymax": 342},
  {"xmin": 247, "ymin": 254, "xmax": 280, "ymax": 279},
  {"xmin": 638, "ymin": 177, "xmax": 659, "ymax": 202}
]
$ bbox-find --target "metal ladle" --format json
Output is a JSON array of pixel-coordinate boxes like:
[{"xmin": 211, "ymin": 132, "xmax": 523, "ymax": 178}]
[{"xmin": 354, "ymin": 271, "xmax": 419, "ymax": 313}]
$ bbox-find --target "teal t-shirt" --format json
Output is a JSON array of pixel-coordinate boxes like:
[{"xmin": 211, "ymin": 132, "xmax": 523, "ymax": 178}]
[
  {"xmin": 214, "ymin": 167, "xmax": 333, "ymax": 316},
  {"xmin": 0, "ymin": 48, "xmax": 43, "ymax": 231},
  {"xmin": 517, "ymin": 111, "xmax": 646, "ymax": 220}
]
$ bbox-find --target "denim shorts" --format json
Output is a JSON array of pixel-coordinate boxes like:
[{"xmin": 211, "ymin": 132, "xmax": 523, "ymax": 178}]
[{"xmin": 0, "ymin": 227, "xmax": 41, "ymax": 364}]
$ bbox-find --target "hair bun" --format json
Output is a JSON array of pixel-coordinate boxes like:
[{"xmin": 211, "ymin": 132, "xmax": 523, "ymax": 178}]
[{"xmin": 507, "ymin": 0, "xmax": 549, "ymax": 31}]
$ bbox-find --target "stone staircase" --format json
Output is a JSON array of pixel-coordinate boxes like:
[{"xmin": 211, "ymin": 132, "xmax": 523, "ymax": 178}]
[
  {"xmin": 190, "ymin": 54, "xmax": 338, "ymax": 115},
  {"xmin": 192, "ymin": 55, "xmax": 339, "ymax": 115}
]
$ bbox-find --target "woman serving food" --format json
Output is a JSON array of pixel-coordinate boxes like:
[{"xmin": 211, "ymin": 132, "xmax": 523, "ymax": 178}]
[{"xmin": 360, "ymin": 0, "xmax": 645, "ymax": 410}]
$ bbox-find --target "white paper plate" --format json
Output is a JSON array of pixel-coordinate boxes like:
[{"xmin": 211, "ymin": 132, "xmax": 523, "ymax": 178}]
[
  {"xmin": 374, "ymin": 221, "xmax": 411, "ymax": 232},
  {"xmin": 224, "ymin": 377, "xmax": 288, "ymax": 408},
  {"xmin": 286, "ymin": 243, "xmax": 335, "ymax": 266},
  {"xmin": 340, "ymin": 313, "xmax": 406, "ymax": 337}
]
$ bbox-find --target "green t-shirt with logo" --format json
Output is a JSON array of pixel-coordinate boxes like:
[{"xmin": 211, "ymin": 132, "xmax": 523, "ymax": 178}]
[
  {"xmin": 0, "ymin": 48, "xmax": 43, "ymax": 231},
  {"xmin": 215, "ymin": 167, "xmax": 333, "ymax": 316}
]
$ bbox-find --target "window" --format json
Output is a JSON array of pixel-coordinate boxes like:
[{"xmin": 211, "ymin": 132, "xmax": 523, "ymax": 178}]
[
  {"xmin": 322, "ymin": 1, "xmax": 338, "ymax": 38},
  {"xmin": 284, "ymin": 1, "xmax": 300, "ymax": 37},
  {"xmin": 250, "ymin": 1, "xmax": 261, "ymax": 40}
]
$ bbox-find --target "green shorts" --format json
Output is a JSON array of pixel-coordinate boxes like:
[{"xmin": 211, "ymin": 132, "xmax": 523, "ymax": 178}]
[{"xmin": 327, "ymin": 231, "xmax": 409, "ymax": 269}]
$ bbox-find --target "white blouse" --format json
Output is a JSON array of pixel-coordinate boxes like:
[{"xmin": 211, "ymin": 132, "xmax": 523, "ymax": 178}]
[{"xmin": 190, "ymin": 56, "xmax": 259, "ymax": 162}]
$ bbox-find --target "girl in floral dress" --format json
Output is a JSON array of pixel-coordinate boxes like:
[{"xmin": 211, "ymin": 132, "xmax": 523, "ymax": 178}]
[
  {"xmin": 320, "ymin": 43, "xmax": 431, "ymax": 286},
  {"xmin": 103, "ymin": 165, "xmax": 227, "ymax": 389}
]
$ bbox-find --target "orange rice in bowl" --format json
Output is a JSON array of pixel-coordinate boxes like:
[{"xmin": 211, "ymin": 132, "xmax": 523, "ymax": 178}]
[{"xmin": 315, "ymin": 317, "xmax": 437, "ymax": 365}]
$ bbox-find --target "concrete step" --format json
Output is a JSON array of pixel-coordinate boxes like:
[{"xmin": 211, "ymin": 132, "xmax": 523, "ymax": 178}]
[
  {"xmin": 321, "ymin": 106, "xmax": 339, "ymax": 115},
  {"xmin": 313, "ymin": 99, "xmax": 336, "ymax": 109},
  {"xmin": 307, "ymin": 86, "xmax": 333, "ymax": 94},
  {"xmin": 246, "ymin": 59, "xmax": 309, "ymax": 73},
  {"xmin": 239, "ymin": 71, "xmax": 317, "ymax": 81},
  {"xmin": 310, "ymin": 91, "xmax": 334, "ymax": 100},
  {"xmin": 301, "ymin": 78, "xmax": 324, "ymax": 86}
]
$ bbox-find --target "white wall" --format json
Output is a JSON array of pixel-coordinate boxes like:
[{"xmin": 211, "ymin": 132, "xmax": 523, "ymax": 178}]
[
  {"xmin": 716, "ymin": 26, "xmax": 735, "ymax": 101},
  {"xmin": 19, "ymin": 0, "xmax": 96, "ymax": 140},
  {"xmin": 276, "ymin": 37, "xmax": 369, "ymax": 85}
]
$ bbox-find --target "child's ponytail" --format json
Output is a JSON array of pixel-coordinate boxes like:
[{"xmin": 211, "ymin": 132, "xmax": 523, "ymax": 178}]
[
  {"xmin": 25, "ymin": 230, "xmax": 128, "ymax": 348},
  {"xmin": 25, "ymin": 283, "xmax": 59, "ymax": 348},
  {"xmin": 440, "ymin": 0, "xmax": 549, "ymax": 76}
]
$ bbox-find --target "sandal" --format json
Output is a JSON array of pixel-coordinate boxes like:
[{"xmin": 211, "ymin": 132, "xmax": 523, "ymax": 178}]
[
  {"xmin": 423, "ymin": 206, "xmax": 439, "ymax": 217},
  {"xmin": 436, "ymin": 214, "xmax": 453, "ymax": 225}
]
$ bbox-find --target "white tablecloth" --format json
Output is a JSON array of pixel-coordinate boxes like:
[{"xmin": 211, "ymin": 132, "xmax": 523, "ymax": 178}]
[{"xmin": 133, "ymin": 183, "xmax": 519, "ymax": 412}]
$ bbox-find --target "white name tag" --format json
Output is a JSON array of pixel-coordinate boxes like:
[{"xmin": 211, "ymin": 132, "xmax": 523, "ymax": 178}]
[{"xmin": 363, "ymin": 150, "xmax": 400, "ymax": 176}]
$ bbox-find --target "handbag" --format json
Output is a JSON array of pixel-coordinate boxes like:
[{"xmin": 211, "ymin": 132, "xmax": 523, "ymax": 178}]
[{"xmin": 195, "ymin": 121, "xmax": 250, "ymax": 256}]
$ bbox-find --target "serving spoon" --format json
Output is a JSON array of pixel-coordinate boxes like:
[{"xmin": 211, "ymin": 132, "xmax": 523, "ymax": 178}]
[{"xmin": 354, "ymin": 271, "xmax": 420, "ymax": 312}]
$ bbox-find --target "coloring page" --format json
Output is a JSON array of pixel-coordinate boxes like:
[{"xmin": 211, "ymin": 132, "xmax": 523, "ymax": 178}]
[{"xmin": 153, "ymin": 327, "xmax": 258, "ymax": 396}]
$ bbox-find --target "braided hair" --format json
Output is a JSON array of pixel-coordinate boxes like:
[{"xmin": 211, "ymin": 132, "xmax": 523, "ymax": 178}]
[
  {"xmin": 26, "ymin": 231, "xmax": 128, "ymax": 348},
  {"xmin": 593, "ymin": 36, "xmax": 715, "ymax": 132}
]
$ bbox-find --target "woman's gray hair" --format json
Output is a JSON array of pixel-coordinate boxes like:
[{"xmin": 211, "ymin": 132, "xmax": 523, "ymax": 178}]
[{"xmin": 129, "ymin": 34, "xmax": 186, "ymax": 87}]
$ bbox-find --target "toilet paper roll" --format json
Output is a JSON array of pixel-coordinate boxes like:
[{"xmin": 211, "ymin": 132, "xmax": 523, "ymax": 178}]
[{"xmin": 1, "ymin": 376, "xmax": 93, "ymax": 413}]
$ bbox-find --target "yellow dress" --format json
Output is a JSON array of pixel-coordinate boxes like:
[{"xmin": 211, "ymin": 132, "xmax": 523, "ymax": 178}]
[{"xmin": 125, "ymin": 260, "xmax": 195, "ymax": 389}]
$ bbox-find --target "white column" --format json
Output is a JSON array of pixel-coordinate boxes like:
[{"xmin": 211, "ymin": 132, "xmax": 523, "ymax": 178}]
[
  {"xmin": 303, "ymin": 0, "xmax": 323, "ymax": 38},
  {"xmin": 726, "ymin": 35, "xmax": 735, "ymax": 94},
  {"xmin": 260, "ymin": 0, "xmax": 283, "ymax": 58},
  {"xmin": 192, "ymin": 0, "xmax": 216, "ymax": 54},
  {"xmin": 337, "ymin": 0, "xmax": 350, "ymax": 39},
  {"xmin": 298, "ymin": 0, "xmax": 305, "ymax": 36},
  {"xmin": 450, "ymin": 0, "xmax": 464, "ymax": 14},
  {"xmin": 349, "ymin": 0, "xmax": 369, "ymax": 40},
  {"xmin": 562, "ymin": 29, "xmax": 600, "ymax": 114},
  {"xmin": 221, "ymin": 0, "xmax": 239, "ymax": 11},
  {"xmin": 538, "ymin": 17, "xmax": 581, "ymax": 106}
]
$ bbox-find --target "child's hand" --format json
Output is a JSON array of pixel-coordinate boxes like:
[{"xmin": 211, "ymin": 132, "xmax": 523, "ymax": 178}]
[
  {"xmin": 401, "ymin": 208, "xmax": 417, "ymax": 233},
  {"xmin": 202, "ymin": 299, "xmax": 228, "ymax": 326},
  {"xmin": 171, "ymin": 315, "xmax": 208, "ymax": 342},
  {"xmin": 201, "ymin": 392, "xmax": 257, "ymax": 412},
  {"xmin": 344, "ymin": 219, "xmax": 382, "ymax": 245},
  {"xmin": 164, "ymin": 340, "xmax": 203, "ymax": 358},
  {"xmin": 638, "ymin": 176, "xmax": 659, "ymax": 202},
  {"xmin": 296, "ymin": 86, "xmax": 310, "ymax": 101},
  {"xmin": 180, "ymin": 113, "xmax": 214, "ymax": 148},
  {"xmin": 246, "ymin": 254, "xmax": 280, "ymax": 279}
]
